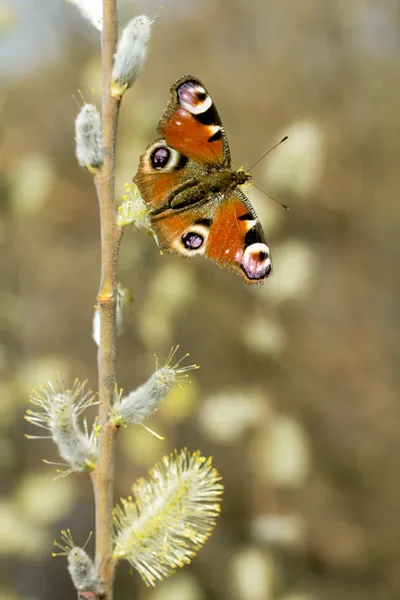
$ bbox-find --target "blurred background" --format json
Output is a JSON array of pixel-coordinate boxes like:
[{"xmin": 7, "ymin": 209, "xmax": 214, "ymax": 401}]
[{"xmin": 1, "ymin": 0, "xmax": 400, "ymax": 598}]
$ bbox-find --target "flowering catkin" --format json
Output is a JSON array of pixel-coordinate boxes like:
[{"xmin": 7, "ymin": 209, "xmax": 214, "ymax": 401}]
[
  {"xmin": 117, "ymin": 182, "xmax": 152, "ymax": 231},
  {"xmin": 25, "ymin": 379, "xmax": 98, "ymax": 474},
  {"xmin": 113, "ymin": 449, "xmax": 224, "ymax": 586},
  {"xmin": 111, "ymin": 16, "xmax": 152, "ymax": 98}
]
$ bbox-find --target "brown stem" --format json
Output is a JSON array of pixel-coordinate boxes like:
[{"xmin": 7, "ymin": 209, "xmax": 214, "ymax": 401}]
[{"xmin": 90, "ymin": 1, "xmax": 122, "ymax": 599}]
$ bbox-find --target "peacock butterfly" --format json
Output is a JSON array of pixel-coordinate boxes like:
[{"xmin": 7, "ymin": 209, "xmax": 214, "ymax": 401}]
[{"xmin": 134, "ymin": 75, "xmax": 273, "ymax": 284}]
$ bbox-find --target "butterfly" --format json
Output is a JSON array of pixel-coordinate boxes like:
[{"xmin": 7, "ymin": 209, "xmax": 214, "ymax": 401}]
[{"xmin": 134, "ymin": 75, "xmax": 272, "ymax": 284}]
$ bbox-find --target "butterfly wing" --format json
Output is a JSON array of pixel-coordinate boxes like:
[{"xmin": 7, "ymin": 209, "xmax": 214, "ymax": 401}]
[
  {"xmin": 157, "ymin": 75, "xmax": 231, "ymax": 168},
  {"xmin": 135, "ymin": 75, "xmax": 232, "ymax": 214},
  {"xmin": 150, "ymin": 189, "xmax": 272, "ymax": 284},
  {"xmin": 133, "ymin": 138, "xmax": 209, "ymax": 213}
]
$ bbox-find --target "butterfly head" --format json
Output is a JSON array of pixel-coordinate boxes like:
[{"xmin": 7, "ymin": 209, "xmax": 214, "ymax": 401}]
[{"xmin": 234, "ymin": 169, "xmax": 252, "ymax": 187}]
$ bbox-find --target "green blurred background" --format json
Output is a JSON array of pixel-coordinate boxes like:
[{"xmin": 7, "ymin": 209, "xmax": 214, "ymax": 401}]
[{"xmin": 1, "ymin": 0, "xmax": 400, "ymax": 598}]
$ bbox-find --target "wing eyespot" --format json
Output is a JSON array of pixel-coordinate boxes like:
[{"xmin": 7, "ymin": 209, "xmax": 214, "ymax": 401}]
[
  {"xmin": 172, "ymin": 222, "xmax": 211, "ymax": 257},
  {"xmin": 182, "ymin": 231, "xmax": 204, "ymax": 250},
  {"xmin": 151, "ymin": 146, "xmax": 171, "ymax": 170},
  {"xmin": 177, "ymin": 81, "xmax": 213, "ymax": 115},
  {"xmin": 241, "ymin": 243, "xmax": 272, "ymax": 281},
  {"xmin": 146, "ymin": 140, "xmax": 188, "ymax": 172}
]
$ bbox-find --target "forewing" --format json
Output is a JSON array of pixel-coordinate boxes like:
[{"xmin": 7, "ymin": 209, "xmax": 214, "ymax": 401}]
[{"xmin": 157, "ymin": 75, "xmax": 231, "ymax": 168}]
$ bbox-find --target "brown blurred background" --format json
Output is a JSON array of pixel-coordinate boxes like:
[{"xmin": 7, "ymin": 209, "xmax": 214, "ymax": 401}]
[{"xmin": 1, "ymin": 0, "xmax": 400, "ymax": 599}]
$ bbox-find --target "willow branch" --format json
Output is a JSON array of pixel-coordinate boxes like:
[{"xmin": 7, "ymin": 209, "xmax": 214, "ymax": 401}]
[{"xmin": 90, "ymin": 1, "xmax": 122, "ymax": 599}]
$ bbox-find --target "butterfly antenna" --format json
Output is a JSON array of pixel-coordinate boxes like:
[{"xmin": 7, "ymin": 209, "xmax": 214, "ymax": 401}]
[
  {"xmin": 246, "ymin": 136, "xmax": 288, "ymax": 173},
  {"xmin": 251, "ymin": 181, "xmax": 289, "ymax": 211}
]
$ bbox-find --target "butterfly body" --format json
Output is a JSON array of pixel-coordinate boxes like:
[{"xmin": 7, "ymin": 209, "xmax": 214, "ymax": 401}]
[
  {"xmin": 152, "ymin": 166, "xmax": 251, "ymax": 214},
  {"xmin": 134, "ymin": 75, "xmax": 272, "ymax": 283}
]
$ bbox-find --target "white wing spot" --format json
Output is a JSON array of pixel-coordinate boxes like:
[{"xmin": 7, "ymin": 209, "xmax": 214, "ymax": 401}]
[{"xmin": 208, "ymin": 125, "xmax": 221, "ymax": 135}]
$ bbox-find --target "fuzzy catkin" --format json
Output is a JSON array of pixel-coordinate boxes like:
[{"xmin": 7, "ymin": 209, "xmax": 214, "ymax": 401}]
[
  {"xmin": 52, "ymin": 405, "xmax": 97, "ymax": 470},
  {"xmin": 75, "ymin": 104, "xmax": 103, "ymax": 171},
  {"xmin": 111, "ymin": 16, "xmax": 152, "ymax": 97},
  {"xmin": 112, "ymin": 367, "xmax": 176, "ymax": 426},
  {"xmin": 68, "ymin": 547, "xmax": 103, "ymax": 592},
  {"xmin": 69, "ymin": 0, "xmax": 103, "ymax": 31}
]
